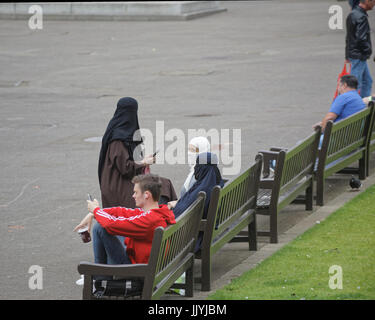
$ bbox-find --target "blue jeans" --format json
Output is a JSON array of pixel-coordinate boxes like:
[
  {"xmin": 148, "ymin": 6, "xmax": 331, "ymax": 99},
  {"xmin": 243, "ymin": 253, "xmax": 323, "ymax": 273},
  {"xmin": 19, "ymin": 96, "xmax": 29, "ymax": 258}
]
[
  {"xmin": 92, "ymin": 222, "xmax": 131, "ymax": 265},
  {"xmin": 350, "ymin": 59, "xmax": 373, "ymax": 98}
]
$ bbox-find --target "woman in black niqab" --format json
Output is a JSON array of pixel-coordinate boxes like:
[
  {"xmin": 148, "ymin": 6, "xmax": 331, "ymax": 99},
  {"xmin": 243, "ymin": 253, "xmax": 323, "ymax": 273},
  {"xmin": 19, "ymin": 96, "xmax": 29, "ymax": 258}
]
[
  {"xmin": 97, "ymin": 97, "xmax": 177, "ymax": 209},
  {"xmin": 98, "ymin": 97, "xmax": 143, "ymax": 185}
]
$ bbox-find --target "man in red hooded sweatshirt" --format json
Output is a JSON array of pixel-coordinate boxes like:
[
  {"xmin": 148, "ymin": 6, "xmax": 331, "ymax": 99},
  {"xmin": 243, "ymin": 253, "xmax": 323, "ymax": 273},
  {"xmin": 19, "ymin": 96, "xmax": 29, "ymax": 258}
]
[{"xmin": 74, "ymin": 174, "xmax": 176, "ymax": 265}]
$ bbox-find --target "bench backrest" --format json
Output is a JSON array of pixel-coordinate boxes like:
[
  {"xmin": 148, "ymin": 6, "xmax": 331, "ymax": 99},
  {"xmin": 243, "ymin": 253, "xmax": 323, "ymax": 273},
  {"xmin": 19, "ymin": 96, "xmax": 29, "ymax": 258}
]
[
  {"xmin": 368, "ymin": 101, "xmax": 375, "ymax": 152},
  {"xmin": 202, "ymin": 156, "xmax": 262, "ymax": 252},
  {"xmin": 319, "ymin": 105, "xmax": 374, "ymax": 171},
  {"xmin": 145, "ymin": 192, "xmax": 206, "ymax": 299},
  {"xmin": 272, "ymin": 128, "xmax": 321, "ymax": 208}
]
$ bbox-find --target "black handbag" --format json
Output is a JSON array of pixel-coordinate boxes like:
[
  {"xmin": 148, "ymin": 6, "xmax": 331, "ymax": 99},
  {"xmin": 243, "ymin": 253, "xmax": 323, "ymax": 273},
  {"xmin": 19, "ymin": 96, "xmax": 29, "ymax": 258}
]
[{"xmin": 94, "ymin": 278, "xmax": 143, "ymax": 298}]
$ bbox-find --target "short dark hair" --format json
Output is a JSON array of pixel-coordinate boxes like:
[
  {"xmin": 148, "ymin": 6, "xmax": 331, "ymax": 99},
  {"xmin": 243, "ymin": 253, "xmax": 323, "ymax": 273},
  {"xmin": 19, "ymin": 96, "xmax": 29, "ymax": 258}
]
[
  {"xmin": 340, "ymin": 75, "xmax": 358, "ymax": 89},
  {"xmin": 132, "ymin": 174, "xmax": 162, "ymax": 201}
]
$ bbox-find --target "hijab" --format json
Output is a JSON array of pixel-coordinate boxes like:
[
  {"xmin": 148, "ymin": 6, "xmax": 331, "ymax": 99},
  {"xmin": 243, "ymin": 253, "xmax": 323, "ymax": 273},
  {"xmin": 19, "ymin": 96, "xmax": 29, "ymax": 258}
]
[
  {"xmin": 182, "ymin": 136, "xmax": 211, "ymax": 194},
  {"xmin": 173, "ymin": 152, "xmax": 224, "ymax": 219},
  {"xmin": 98, "ymin": 97, "xmax": 143, "ymax": 184}
]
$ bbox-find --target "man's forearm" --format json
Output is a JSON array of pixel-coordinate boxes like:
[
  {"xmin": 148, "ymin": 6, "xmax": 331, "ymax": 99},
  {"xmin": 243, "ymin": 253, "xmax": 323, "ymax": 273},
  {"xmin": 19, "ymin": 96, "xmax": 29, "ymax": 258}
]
[{"xmin": 321, "ymin": 112, "xmax": 338, "ymax": 131}]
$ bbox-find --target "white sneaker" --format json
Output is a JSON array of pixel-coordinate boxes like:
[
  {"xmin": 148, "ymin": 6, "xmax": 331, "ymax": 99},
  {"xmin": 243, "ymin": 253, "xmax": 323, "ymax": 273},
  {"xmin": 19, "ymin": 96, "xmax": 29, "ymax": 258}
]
[{"xmin": 76, "ymin": 275, "xmax": 84, "ymax": 286}]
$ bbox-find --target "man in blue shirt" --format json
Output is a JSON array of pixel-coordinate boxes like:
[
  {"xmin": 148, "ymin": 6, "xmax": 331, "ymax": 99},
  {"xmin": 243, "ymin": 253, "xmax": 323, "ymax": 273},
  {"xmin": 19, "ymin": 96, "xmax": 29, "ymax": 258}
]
[{"xmin": 313, "ymin": 75, "xmax": 365, "ymax": 131}]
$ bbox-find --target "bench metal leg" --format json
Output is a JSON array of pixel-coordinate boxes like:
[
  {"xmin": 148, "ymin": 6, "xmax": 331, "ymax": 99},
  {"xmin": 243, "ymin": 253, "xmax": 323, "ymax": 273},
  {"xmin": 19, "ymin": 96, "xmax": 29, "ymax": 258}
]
[
  {"xmin": 305, "ymin": 183, "xmax": 313, "ymax": 211},
  {"xmin": 82, "ymin": 275, "xmax": 93, "ymax": 300},
  {"xmin": 185, "ymin": 263, "xmax": 194, "ymax": 297},
  {"xmin": 248, "ymin": 217, "xmax": 257, "ymax": 251},
  {"xmin": 201, "ymin": 252, "xmax": 211, "ymax": 292},
  {"xmin": 270, "ymin": 210, "xmax": 278, "ymax": 244},
  {"xmin": 316, "ymin": 176, "xmax": 324, "ymax": 206},
  {"xmin": 359, "ymin": 158, "xmax": 366, "ymax": 180}
]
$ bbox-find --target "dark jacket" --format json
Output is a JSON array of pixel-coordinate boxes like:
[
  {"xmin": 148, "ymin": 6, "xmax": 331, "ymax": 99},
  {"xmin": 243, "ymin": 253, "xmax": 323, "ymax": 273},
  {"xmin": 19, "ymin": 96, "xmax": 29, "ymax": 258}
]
[
  {"xmin": 100, "ymin": 140, "xmax": 145, "ymax": 209},
  {"xmin": 345, "ymin": 6, "xmax": 372, "ymax": 61},
  {"xmin": 100, "ymin": 140, "xmax": 177, "ymax": 209}
]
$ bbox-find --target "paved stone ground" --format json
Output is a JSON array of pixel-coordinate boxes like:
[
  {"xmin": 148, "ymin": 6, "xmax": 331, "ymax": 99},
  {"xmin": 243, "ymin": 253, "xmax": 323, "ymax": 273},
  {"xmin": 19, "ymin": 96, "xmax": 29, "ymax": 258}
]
[{"xmin": 0, "ymin": 0, "xmax": 374, "ymax": 299}]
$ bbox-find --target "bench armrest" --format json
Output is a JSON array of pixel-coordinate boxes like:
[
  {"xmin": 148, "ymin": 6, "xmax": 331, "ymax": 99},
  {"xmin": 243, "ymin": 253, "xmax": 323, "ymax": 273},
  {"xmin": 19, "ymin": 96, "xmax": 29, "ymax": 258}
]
[
  {"xmin": 259, "ymin": 178, "xmax": 274, "ymax": 190},
  {"xmin": 78, "ymin": 261, "xmax": 149, "ymax": 278},
  {"xmin": 270, "ymin": 147, "xmax": 288, "ymax": 152},
  {"xmin": 199, "ymin": 219, "xmax": 207, "ymax": 232}
]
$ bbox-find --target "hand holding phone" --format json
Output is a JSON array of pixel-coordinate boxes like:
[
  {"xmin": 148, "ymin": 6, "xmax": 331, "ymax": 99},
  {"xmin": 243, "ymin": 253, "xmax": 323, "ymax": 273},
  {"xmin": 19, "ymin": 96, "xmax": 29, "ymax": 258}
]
[
  {"xmin": 153, "ymin": 149, "xmax": 160, "ymax": 157},
  {"xmin": 143, "ymin": 150, "xmax": 158, "ymax": 166}
]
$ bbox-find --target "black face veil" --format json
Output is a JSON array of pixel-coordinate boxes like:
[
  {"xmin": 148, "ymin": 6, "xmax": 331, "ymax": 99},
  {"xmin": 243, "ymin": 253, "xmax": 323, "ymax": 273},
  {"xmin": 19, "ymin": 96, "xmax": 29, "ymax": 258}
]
[{"xmin": 98, "ymin": 97, "xmax": 143, "ymax": 184}]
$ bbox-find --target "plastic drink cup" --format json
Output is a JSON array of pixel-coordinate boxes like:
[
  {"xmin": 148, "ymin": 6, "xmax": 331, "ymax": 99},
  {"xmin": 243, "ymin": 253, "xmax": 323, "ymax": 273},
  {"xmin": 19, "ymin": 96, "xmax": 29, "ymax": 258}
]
[{"xmin": 78, "ymin": 226, "xmax": 91, "ymax": 243}]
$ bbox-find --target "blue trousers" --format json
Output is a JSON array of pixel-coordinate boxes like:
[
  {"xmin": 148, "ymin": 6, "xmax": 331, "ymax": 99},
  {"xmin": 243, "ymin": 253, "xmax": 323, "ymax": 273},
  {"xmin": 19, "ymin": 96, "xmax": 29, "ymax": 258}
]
[
  {"xmin": 350, "ymin": 59, "xmax": 373, "ymax": 98},
  {"xmin": 92, "ymin": 222, "xmax": 131, "ymax": 265}
]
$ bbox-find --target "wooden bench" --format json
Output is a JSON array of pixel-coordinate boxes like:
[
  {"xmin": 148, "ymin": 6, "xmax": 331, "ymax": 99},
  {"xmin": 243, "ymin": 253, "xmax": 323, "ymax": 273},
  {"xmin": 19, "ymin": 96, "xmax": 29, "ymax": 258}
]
[
  {"xmin": 366, "ymin": 101, "xmax": 375, "ymax": 177},
  {"xmin": 196, "ymin": 156, "xmax": 262, "ymax": 291},
  {"xmin": 316, "ymin": 104, "xmax": 375, "ymax": 206},
  {"xmin": 77, "ymin": 192, "xmax": 206, "ymax": 300},
  {"xmin": 256, "ymin": 128, "xmax": 322, "ymax": 244}
]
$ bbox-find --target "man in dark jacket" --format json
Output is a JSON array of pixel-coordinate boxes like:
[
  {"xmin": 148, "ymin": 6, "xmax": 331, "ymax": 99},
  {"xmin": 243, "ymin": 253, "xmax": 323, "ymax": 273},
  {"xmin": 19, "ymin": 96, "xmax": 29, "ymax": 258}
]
[{"xmin": 345, "ymin": 0, "xmax": 375, "ymax": 98}]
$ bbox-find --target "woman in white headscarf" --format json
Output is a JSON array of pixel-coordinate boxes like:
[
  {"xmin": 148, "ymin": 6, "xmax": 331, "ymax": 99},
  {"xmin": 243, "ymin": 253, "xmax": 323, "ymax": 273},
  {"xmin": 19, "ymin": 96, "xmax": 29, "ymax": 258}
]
[
  {"xmin": 168, "ymin": 136, "xmax": 210, "ymax": 209},
  {"xmin": 181, "ymin": 136, "xmax": 211, "ymax": 196}
]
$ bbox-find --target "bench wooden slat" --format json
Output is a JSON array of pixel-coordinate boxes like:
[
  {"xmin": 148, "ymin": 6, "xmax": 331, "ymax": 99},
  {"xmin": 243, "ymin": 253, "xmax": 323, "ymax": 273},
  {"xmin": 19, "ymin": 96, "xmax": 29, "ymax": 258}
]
[
  {"xmin": 211, "ymin": 210, "xmax": 256, "ymax": 256},
  {"xmin": 212, "ymin": 196, "xmax": 257, "ymax": 240},
  {"xmin": 152, "ymin": 252, "xmax": 195, "ymax": 300},
  {"xmin": 257, "ymin": 189, "xmax": 271, "ymax": 208},
  {"xmin": 326, "ymin": 140, "xmax": 365, "ymax": 164},
  {"xmin": 365, "ymin": 101, "xmax": 375, "ymax": 176}
]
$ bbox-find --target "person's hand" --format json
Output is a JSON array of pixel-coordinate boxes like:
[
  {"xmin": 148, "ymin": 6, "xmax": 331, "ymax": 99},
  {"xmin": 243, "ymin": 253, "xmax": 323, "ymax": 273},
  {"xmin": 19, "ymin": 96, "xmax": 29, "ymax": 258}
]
[
  {"xmin": 312, "ymin": 121, "xmax": 322, "ymax": 130},
  {"xmin": 87, "ymin": 199, "xmax": 100, "ymax": 213},
  {"xmin": 73, "ymin": 212, "xmax": 94, "ymax": 233},
  {"xmin": 142, "ymin": 154, "xmax": 156, "ymax": 166},
  {"xmin": 345, "ymin": 59, "xmax": 350, "ymax": 64},
  {"xmin": 363, "ymin": 96, "xmax": 370, "ymax": 105},
  {"xmin": 167, "ymin": 200, "xmax": 178, "ymax": 210}
]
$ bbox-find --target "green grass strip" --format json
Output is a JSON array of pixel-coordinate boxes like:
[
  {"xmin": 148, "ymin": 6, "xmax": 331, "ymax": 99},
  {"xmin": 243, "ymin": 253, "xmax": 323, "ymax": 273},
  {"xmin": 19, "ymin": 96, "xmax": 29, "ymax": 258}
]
[{"xmin": 208, "ymin": 184, "xmax": 375, "ymax": 300}]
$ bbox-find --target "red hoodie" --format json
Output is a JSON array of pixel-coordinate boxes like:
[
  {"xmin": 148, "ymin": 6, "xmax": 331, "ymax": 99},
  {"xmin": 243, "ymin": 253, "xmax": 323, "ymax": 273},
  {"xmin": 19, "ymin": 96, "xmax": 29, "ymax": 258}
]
[{"xmin": 93, "ymin": 205, "xmax": 176, "ymax": 264}]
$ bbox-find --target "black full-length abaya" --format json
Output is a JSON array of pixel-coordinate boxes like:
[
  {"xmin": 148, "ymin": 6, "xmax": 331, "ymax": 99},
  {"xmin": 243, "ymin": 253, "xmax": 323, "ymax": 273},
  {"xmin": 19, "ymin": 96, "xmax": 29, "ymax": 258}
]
[
  {"xmin": 98, "ymin": 97, "xmax": 145, "ymax": 208},
  {"xmin": 98, "ymin": 97, "xmax": 177, "ymax": 209}
]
